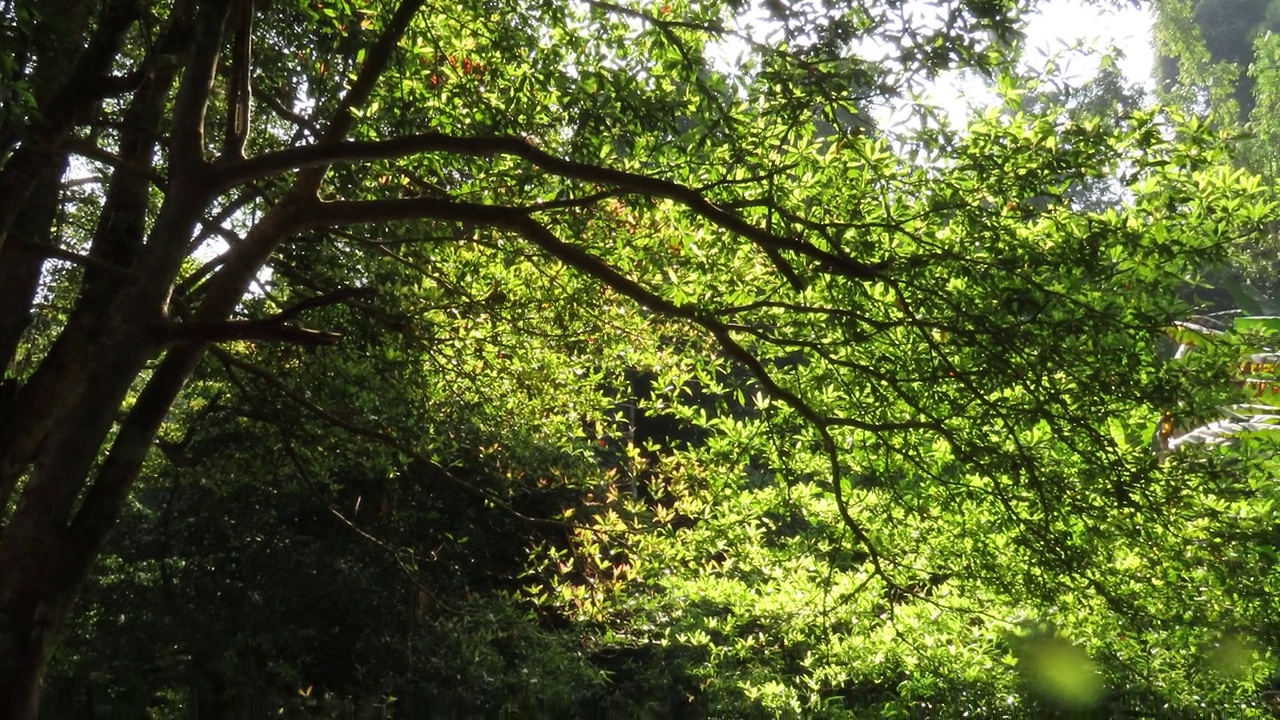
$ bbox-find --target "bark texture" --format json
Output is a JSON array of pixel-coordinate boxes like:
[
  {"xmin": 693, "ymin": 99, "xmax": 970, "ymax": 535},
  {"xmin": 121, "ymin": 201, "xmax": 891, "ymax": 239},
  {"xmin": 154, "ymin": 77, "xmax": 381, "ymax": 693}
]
[{"xmin": 0, "ymin": 0, "xmax": 426, "ymax": 712}]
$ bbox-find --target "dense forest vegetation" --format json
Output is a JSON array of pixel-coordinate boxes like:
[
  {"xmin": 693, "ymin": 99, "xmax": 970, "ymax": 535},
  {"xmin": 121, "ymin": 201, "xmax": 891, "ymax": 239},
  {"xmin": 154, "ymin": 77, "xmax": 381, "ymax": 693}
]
[{"xmin": 5, "ymin": 0, "xmax": 1280, "ymax": 715}]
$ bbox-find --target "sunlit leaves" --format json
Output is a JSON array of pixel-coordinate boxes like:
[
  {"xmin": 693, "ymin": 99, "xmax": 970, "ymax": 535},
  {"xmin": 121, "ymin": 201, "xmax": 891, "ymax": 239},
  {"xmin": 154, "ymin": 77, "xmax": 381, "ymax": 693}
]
[
  {"xmin": 40, "ymin": 0, "xmax": 1280, "ymax": 712},
  {"xmin": 538, "ymin": 70, "xmax": 1280, "ymax": 712}
]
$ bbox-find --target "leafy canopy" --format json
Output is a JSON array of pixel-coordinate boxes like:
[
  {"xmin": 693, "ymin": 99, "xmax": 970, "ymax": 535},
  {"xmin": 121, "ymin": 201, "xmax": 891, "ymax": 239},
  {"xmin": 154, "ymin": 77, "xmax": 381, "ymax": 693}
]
[{"xmin": 5, "ymin": 0, "xmax": 1280, "ymax": 715}]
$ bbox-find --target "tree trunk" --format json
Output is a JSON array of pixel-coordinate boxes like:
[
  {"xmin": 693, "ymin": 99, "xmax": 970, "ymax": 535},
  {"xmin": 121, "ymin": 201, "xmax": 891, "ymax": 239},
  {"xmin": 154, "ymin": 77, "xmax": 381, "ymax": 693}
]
[
  {"xmin": 0, "ymin": 160, "xmax": 68, "ymax": 374},
  {"xmin": 0, "ymin": 0, "xmax": 422, "ymax": 711},
  {"xmin": 0, "ymin": 511, "xmax": 83, "ymax": 720}
]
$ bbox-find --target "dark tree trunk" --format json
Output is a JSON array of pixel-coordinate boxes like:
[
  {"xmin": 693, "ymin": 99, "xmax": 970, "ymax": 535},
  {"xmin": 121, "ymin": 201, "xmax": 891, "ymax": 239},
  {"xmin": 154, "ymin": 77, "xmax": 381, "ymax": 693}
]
[
  {"xmin": 0, "ymin": 0, "xmax": 424, "ymax": 711},
  {"xmin": 0, "ymin": 507, "xmax": 85, "ymax": 720},
  {"xmin": 0, "ymin": 291, "xmax": 165, "ymax": 715},
  {"xmin": 0, "ymin": 162, "xmax": 67, "ymax": 372},
  {"xmin": 0, "ymin": 0, "xmax": 218, "ymax": 711}
]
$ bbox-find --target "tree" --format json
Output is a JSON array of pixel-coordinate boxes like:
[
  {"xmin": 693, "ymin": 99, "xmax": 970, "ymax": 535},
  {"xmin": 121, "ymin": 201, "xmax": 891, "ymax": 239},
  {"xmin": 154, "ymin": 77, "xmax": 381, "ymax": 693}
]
[
  {"xmin": 0, "ymin": 0, "xmax": 1027, "ymax": 711},
  {"xmin": 542, "ymin": 93, "xmax": 1280, "ymax": 713},
  {"xmin": 1, "ymin": 0, "xmax": 1275, "ymax": 716},
  {"xmin": 1152, "ymin": 0, "xmax": 1280, "ymax": 121}
]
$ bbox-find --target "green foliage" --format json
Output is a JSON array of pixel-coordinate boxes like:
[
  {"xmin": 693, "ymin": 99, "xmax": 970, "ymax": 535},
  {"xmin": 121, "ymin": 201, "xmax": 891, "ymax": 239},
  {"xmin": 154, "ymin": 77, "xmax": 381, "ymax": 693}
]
[
  {"xmin": 512, "ymin": 80, "xmax": 1280, "ymax": 714},
  {"xmin": 1152, "ymin": 0, "xmax": 1280, "ymax": 121},
  {"xmin": 17, "ymin": 0, "xmax": 1280, "ymax": 715}
]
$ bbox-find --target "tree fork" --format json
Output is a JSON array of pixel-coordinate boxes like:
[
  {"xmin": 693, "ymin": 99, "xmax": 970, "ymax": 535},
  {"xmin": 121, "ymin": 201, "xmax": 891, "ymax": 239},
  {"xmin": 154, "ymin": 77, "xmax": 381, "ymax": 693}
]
[
  {"xmin": 0, "ymin": 4, "xmax": 395, "ymax": 691},
  {"xmin": 0, "ymin": 2, "xmax": 237, "ymax": 710},
  {"xmin": 0, "ymin": 0, "xmax": 209, "ymax": 507}
]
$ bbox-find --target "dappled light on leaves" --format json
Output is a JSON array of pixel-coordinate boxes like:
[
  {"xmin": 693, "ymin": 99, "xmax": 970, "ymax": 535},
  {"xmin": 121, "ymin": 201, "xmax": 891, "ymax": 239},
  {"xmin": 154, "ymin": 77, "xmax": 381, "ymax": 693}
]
[{"xmin": 3, "ymin": 0, "xmax": 1280, "ymax": 716}]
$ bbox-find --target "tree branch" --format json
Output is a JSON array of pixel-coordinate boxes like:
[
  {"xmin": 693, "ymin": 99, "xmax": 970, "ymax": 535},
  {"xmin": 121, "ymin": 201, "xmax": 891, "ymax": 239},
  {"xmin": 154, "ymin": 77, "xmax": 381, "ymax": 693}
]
[
  {"xmin": 163, "ymin": 319, "xmax": 343, "ymax": 346},
  {"xmin": 169, "ymin": 0, "xmax": 232, "ymax": 171},
  {"xmin": 260, "ymin": 91, "xmax": 319, "ymax": 138},
  {"xmin": 289, "ymin": 0, "xmax": 424, "ymax": 197},
  {"xmin": 221, "ymin": 0, "xmax": 254, "ymax": 159},
  {"xmin": 64, "ymin": 138, "xmax": 167, "ymax": 187},
  {"xmin": 216, "ymin": 134, "xmax": 886, "ymax": 282},
  {"xmin": 273, "ymin": 286, "xmax": 376, "ymax": 321},
  {"xmin": 182, "ymin": 0, "xmax": 426, "ymax": 347},
  {"xmin": 283, "ymin": 189, "xmax": 893, "ymax": 569},
  {"xmin": 505, "ymin": 215, "xmax": 890, "ymax": 576},
  {"xmin": 321, "ymin": 0, "xmax": 424, "ymax": 144},
  {"xmin": 68, "ymin": 341, "xmax": 205, "ymax": 560},
  {"xmin": 162, "ymin": 288, "xmax": 374, "ymax": 347},
  {"xmin": 8, "ymin": 236, "xmax": 135, "ymax": 276},
  {"xmin": 294, "ymin": 194, "xmax": 521, "ymax": 229}
]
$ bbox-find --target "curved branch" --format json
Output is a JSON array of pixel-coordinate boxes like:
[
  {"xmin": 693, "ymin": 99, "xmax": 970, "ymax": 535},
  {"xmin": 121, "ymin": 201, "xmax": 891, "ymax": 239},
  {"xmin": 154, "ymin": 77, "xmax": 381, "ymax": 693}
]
[
  {"xmin": 260, "ymin": 91, "xmax": 320, "ymax": 138},
  {"xmin": 8, "ymin": 237, "xmax": 135, "ymax": 276},
  {"xmin": 270, "ymin": 193, "xmax": 894, "ymax": 570},
  {"xmin": 506, "ymin": 215, "xmax": 890, "ymax": 576},
  {"xmin": 217, "ymin": 134, "xmax": 887, "ymax": 281},
  {"xmin": 163, "ymin": 287, "xmax": 375, "ymax": 346},
  {"xmin": 295, "ymin": 194, "xmax": 524, "ymax": 229},
  {"xmin": 221, "ymin": 0, "xmax": 254, "ymax": 159},
  {"xmin": 163, "ymin": 320, "xmax": 342, "ymax": 346}
]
